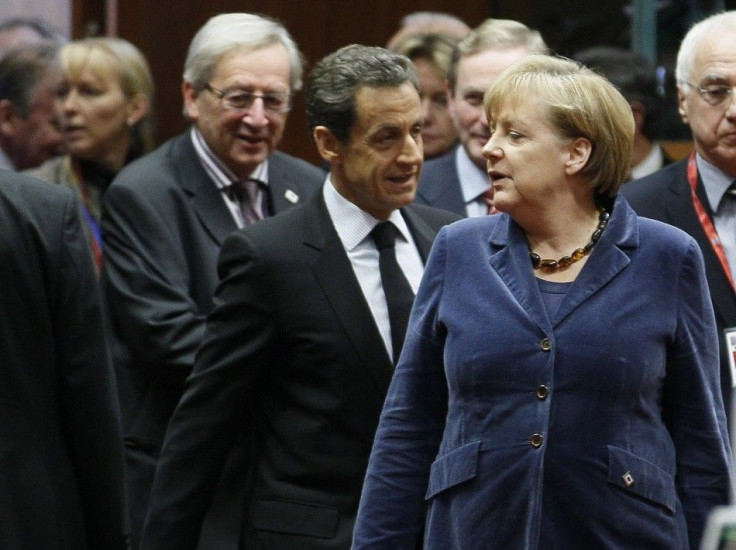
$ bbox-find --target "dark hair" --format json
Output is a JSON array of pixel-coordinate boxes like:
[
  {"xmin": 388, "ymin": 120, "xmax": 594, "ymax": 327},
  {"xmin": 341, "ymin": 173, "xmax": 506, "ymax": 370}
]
[
  {"xmin": 574, "ymin": 46, "xmax": 661, "ymax": 140},
  {"xmin": 306, "ymin": 44, "xmax": 417, "ymax": 143},
  {"xmin": 0, "ymin": 42, "xmax": 58, "ymax": 116}
]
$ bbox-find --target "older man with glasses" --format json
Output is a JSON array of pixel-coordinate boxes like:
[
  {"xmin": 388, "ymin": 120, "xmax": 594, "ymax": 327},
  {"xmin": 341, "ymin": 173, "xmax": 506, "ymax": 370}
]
[
  {"xmin": 623, "ymin": 11, "xmax": 736, "ymax": 422},
  {"xmin": 100, "ymin": 13, "xmax": 324, "ymax": 549}
]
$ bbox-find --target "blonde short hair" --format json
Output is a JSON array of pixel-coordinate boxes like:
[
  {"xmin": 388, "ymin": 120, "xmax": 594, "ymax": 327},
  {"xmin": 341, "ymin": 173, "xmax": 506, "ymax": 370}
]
[
  {"xmin": 484, "ymin": 55, "xmax": 634, "ymax": 196},
  {"xmin": 60, "ymin": 37, "xmax": 155, "ymax": 156}
]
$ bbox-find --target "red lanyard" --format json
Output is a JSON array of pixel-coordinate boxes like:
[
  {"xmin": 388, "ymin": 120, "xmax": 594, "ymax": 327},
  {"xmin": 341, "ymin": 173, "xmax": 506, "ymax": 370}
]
[{"xmin": 687, "ymin": 151, "xmax": 735, "ymax": 289}]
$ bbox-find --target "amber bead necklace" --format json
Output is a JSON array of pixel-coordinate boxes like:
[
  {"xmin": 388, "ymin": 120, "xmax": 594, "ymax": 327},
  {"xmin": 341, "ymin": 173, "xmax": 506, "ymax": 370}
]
[{"xmin": 529, "ymin": 207, "xmax": 609, "ymax": 271}]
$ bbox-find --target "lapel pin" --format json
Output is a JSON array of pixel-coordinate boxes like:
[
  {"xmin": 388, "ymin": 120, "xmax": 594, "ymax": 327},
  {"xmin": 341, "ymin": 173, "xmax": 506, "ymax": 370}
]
[{"xmin": 284, "ymin": 189, "xmax": 299, "ymax": 204}]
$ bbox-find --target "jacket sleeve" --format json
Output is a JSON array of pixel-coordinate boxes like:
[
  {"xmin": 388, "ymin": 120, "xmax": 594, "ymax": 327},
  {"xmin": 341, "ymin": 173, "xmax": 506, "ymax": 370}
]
[
  {"xmin": 139, "ymin": 229, "xmax": 276, "ymax": 550},
  {"xmin": 101, "ymin": 178, "xmax": 209, "ymax": 386},
  {"xmin": 55, "ymin": 193, "xmax": 128, "ymax": 549},
  {"xmin": 353, "ymin": 227, "xmax": 450, "ymax": 548},
  {"xmin": 663, "ymin": 238, "xmax": 734, "ymax": 548}
]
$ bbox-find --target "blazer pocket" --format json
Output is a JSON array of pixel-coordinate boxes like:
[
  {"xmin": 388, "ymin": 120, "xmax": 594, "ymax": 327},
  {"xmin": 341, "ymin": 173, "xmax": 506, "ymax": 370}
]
[
  {"xmin": 425, "ymin": 440, "xmax": 482, "ymax": 500},
  {"xmin": 250, "ymin": 499, "xmax": 339, "ymax": 539},
  {"xmin": 607, "ymin": 445, "xmax": 676, "ymax": 513}
]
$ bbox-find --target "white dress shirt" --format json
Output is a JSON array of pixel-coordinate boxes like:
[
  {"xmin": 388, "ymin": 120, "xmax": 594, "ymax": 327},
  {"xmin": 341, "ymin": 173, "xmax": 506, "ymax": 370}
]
[{"xmin": 323, "ymin": 178, "xmax": 424, "ymax": 361}]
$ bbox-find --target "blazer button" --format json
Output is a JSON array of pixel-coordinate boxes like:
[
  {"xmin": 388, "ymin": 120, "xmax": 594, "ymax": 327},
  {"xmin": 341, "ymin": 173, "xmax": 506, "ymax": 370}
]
[
  {"xmin": 540, "ymin": 337, "xmax": 551, "ymax": 351},
  {"xmin": 529, "ymin": 433, "xmax": 544, "ymax": 448},
  {"xmin": 536, "ymin": 385, "xmax": 549, "ymax": 400}
]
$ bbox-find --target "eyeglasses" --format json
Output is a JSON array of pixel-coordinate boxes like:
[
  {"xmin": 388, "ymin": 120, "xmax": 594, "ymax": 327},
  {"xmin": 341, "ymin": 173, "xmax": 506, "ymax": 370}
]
[
  {"xmin": 204, "ymin": 84, "xmax": 291, "ymax": 114},
  {"xmin": 683, "ymin": 81, "xmax": 736, "ymax": 107}
]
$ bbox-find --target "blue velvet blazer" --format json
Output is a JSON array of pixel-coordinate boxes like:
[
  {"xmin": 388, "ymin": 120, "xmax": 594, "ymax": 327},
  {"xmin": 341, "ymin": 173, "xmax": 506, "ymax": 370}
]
[{"xmin": 353, "ymin": 196, "xmax": 732, "ymax": 550}]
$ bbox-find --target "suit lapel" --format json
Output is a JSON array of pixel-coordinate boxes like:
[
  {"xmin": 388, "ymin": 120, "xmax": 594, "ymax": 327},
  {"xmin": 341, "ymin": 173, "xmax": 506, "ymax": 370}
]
[
  {"xmin": 664, "ymin": 168, "xmax": 736, "ymax": 326},
  {"xmin": 305, "ymin": 195, "xmax": 394, "ymax": 392},
  {"xmin": 173, "ymin": 134, "xmax": 238, "ymax": 246},
  {"xmin": 268, "ymin": 151, "xmax": 323, "ymax": 214},
  {"xmin": 418, "ymin": 149, "xmax": 467, "ymax": 216},
  {"xmin": 401, "ymin": 206, "xmax": 436, "ymax": 263}
]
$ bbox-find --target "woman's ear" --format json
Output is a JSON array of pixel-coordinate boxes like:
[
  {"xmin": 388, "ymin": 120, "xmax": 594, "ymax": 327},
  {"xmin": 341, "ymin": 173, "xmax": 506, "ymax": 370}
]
[
  {"xmin": 126, "ymin": 92, "xmax": 149, "ymax": 126},
  {"xmin": 565, "ymin": 137, "xmax": 592, "ymax": 175}
]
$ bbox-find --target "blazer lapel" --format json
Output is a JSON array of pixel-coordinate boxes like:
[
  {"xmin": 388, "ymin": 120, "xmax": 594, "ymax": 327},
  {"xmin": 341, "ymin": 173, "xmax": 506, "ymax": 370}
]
[
  {"xmin": 488, "ymin": 217, "xmax": 551, "ymax": 332},
  {"xmin": 305, "ymin": 195, "xmax": 394, "ymax": 392},
  {"xmin": 174, "ymin": 133, "xmax": 238, "ymax": 246},
  {"xmin": 554, "ymin": 198, "xmax": 636, "ymax": 326}
]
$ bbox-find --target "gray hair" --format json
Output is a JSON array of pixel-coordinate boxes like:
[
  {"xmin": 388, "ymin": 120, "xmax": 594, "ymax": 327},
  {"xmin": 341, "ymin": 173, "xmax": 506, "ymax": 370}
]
[
  {"xmin": 183, "ymin": 13, "xmax": 304, "ymax": 91},
  {"xmin": 448, "ymin": 18, "xmax": 548, "ymax": 91},
  {"xmin": 676, "ymin": 11, "xmax": 736, "ymax": 87},
  {"xmin": 0, "ymin": 41, "xmax": 58, "ymax": 117},
  {"xmin": 305, "ymin": 44, "xmax": 417, "ymax": 144}
]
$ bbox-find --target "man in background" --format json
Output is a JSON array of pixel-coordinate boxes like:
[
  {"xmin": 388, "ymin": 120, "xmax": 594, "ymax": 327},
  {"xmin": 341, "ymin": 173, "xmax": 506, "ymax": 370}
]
[
  {"xmin": 575, "ymin": 46, "xmax": 673, "ymax": 179},
  {"xmin": 622, "ymin": 11, "xmax": 736, "ymax": 415},
  {"xmin": 414, "ymin": 18, "xmax": 548, "ymax": 217},
  {"xmin": 101, "ymin": 13, "xmax": 324, "ymax": 549},
  {"xmin": 0, "ymin": 42, "xmax": 64, "ymax": 170}
]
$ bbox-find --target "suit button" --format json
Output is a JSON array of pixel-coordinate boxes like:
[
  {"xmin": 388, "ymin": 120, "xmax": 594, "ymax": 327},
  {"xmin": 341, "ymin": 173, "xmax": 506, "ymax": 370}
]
[
  {"xmin": 536, "ymin": 385, "xmax": 549, "ymax": 400},
  {"xmin": 540, "ymin": 338, "xmax": 551, "ymax": 351},
  {"xmin": 529, "ymin": 433, "xmax": 544, "ymax": 448}
]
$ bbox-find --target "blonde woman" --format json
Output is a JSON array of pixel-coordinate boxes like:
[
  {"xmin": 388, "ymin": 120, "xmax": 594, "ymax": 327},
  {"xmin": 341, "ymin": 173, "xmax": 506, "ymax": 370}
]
[{"xmin": 26, "ymin": 37, "xmax": 153, "ymax": 269}]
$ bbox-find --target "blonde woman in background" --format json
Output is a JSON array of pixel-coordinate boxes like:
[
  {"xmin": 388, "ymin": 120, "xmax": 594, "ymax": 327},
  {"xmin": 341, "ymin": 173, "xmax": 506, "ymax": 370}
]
[{"xmin": 26, "ymin": 37, "xmax": 153, "ymax": 270}]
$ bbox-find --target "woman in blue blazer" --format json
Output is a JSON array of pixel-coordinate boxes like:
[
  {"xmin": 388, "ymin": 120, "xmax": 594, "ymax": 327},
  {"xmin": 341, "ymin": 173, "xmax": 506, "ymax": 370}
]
[{"xmin": 353, "ymin": 55, "xmax": 732, "ymax": 549}]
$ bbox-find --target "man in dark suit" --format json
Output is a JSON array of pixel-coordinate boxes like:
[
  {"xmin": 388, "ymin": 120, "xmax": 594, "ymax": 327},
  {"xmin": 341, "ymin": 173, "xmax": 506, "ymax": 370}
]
[
  {"xmin": 415, "ymin": 19, "xmax": 547, "ymax": 216},
  {"xmin": 139, "ymin": 44, "xmax": 459, "ymax": 550},
  {"xmin": 101, "ymin": 13, "xmax": 324, "ymax": 549},
  {"xmin": 622, "ymin": 11, "xmax": 736, "ymax": 415},
  {"xmin": 0, "ymin": 170, "xmax": 127, "ymax": 549}
]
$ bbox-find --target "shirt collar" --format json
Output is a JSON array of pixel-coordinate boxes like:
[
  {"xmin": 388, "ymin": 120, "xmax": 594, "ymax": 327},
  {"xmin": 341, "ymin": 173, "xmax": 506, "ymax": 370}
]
[
  {"xmin": 455, "ymin": 145, "xmax": 490, "ymax": 203},
  {"xmin": 189, "ymin": 126, "xmax": 269, "ymax": 190},
  {"xmin": 696, "ymin": 152, "xmax": 733, "ymax": 212},
  {"xmin": 630, "ymin": 143, "xmax": 664, "ymax": 180},
  {"xmin": 323, "ymin": 177, "xmax": 412, "ymax": 251}
]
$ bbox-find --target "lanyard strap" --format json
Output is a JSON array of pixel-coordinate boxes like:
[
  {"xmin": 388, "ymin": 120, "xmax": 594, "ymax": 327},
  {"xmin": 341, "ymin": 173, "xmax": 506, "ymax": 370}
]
[{"xmin": 687, "ymin": 152, "xmax": 735, "ymax": 289}]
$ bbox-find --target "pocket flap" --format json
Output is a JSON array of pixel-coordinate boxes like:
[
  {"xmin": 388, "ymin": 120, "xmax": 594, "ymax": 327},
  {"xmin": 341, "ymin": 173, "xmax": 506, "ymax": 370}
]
[
  {"xmin": 607, "ymin": 445, "xmax": 676, "ymax": 513},
  {"xmin": 425, "ymin": 440, "xmax": 482, "ymax": 500},
  {"xmin": 250, "ymin": 499, "xmax": 339, "ymax": 539}
]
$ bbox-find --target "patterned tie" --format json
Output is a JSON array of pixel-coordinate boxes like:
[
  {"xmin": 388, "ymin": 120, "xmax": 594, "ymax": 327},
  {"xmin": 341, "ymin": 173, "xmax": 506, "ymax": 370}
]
[
  {"xmin": 370, "ymin": 222, "xmax": 415, "ymax": 364},
  {"xmin": 481, "ymin": 188, "xmax": 499, "ymax": 215},
  {"xmin": 227, "ymin": 179, "xmax": 265, "ymax": 226}
]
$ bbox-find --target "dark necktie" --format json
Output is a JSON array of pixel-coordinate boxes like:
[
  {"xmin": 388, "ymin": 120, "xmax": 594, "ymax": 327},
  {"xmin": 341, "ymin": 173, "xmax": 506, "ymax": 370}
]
[
  {"xmin": 371, "ymin": 222, "xmax": 415, "ymax": 364},
  {"xmin": 227, "ymin": 179, "xmax": 265, "ymax": 226}
]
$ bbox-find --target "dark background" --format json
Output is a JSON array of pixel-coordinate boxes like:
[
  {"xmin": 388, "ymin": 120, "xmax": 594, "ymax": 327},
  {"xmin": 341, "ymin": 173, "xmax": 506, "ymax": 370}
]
[{"xmin": 71, "ymin": 0, "xmax": 736, "ymax": 165}]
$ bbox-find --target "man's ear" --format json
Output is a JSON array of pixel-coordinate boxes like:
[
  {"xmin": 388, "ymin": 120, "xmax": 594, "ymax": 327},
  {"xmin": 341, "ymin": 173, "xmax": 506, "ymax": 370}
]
[
  {"xmin": 0, "ymin": 99, "xmax": 18, "ymax": 137},
  {"xmin": 313, "ymin": 126, "xmax": 342, "ymax": 164},
  {"xmin": 564, "ymin": 137, "xmax": 592, "ymax": 176},
  {"xmin": 182, "ymin": 81, "xmax": 200, "ymax": 122}
]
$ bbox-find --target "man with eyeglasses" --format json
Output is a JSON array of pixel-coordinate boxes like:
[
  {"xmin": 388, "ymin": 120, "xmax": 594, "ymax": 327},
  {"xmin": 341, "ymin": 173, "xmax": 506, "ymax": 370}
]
[
  {"xmin": 623, "ymin": 11, "xmax": 736, "ymax": 420},
  {"xmin": 101, "ymin": 13, "xmax": 323, "ymax": 550}
]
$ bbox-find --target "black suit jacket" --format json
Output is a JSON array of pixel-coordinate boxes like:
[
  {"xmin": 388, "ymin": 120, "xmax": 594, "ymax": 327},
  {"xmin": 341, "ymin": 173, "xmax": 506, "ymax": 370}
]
[
  {"xmin": 0, "ymin": 170, "xmax": 127, "ymax": 549},
  {"xmin": 139, "ymin": 192, "xmax": 460, "ymax": 550},
  {"xmin": 101, "ymin": 131, "xmax": 324, "ymax": 549},
  {"xmin": 621, "ymin": 158, "xmax": 736, "ymax": 412},
  {"xmin": 415, "ymin": 146, "xmax": 466, "ymax": 216}
]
